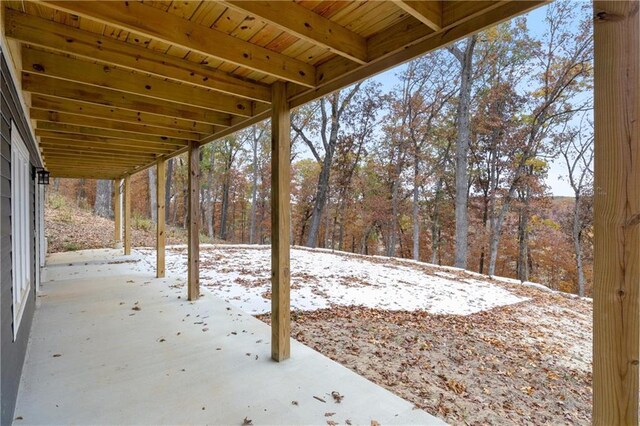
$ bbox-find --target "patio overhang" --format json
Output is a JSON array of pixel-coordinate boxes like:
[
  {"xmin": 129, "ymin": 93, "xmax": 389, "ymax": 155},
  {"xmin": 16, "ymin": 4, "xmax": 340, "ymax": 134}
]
[
  {"xmin": 1, "ymin": 1, "xmax": 638, "ymax": 424},
  {"xmin": 2, "ymin": 0, "xmax": 545, "ymax": 180}
]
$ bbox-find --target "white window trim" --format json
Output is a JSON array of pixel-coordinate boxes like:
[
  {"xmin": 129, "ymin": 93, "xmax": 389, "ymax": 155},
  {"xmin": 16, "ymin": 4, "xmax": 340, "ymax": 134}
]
[{"xmin": 11, "ymin": 120, "xmax": 31, "ymax": 340}]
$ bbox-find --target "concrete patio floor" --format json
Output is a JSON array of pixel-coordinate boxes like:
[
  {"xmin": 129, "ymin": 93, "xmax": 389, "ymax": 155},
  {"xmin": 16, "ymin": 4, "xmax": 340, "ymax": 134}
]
[{"xmin": 14, "ymin": 249, "xmax": 443, "ymax": 425}]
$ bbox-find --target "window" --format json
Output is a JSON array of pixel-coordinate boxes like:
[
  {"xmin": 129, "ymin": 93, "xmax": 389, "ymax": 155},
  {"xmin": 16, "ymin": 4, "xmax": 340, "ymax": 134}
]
[{"xmin": 11, "ymin": 121, "xmax": 31, "ymax": 339}]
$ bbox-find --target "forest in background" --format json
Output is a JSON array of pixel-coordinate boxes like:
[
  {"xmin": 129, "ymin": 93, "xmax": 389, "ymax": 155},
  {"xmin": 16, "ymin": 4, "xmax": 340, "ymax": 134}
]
[{"xmin": 51, "ymin": 1, "xmax": 594, "ymax": 296}]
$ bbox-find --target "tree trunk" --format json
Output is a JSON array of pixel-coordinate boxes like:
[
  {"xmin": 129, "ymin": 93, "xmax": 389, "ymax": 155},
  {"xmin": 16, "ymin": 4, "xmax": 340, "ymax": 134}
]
[
  {"xmin": 76, "ymin": 179, "xmax": 86, "ymax": 205},
  {"xmin": 487, "ymin": 203, "xmax": 509, "ymax": 276},
  {"xmin": 94, "ymin": 179, "xmax": 111, "ymax": 218},
  {"xmin": 387, "ymin": 160, "xmax": 402, "ymax": 257},
  {"xmin": 206, "ymin": 149, "xmax": 215, "ymax": 238},
  {"xmin": 573, "ymin": 194, "xmax": 586, "ymax": 296},
  {"xmin": 305, "ymin": 153, "xmax": 332, "ymax": 247},
  {"xmin": 182, "ymin": 187, "xmax": 188, "ymax": 229},
  {"xmin": 412, "ymin": 160, "xmax": 420, "ymax": 261},
  {"xmin": 478, "ymin": 192, "xmax": 489, "ymax": 274},
  {"xmin": 249, "ymin": 128, "xmax": 259, "ymax": 244},
  {"xmin": 323, "ymin": 198, "xmax": 331, "ymax": 248},
  {"xmin": 149, "ymin": 168, "xmax": 157, "ymax": 223},
  {"xmin": 165, "ymin": 158, "xmax": 173, "ymax": 223},
  {"xmin": 452, "ymin": 36, "xmax": 477, "ymax": 269},
  {"xmin": 517, "ymin": 205, "xmax": 529, "ymax": 282},
  {"xmin": 430, "ymin": 178, "xmax": 444, "ymax": 264},
  {"xmin": 219, "ymin": 180, "xmax": 230, "ymax": 240}
]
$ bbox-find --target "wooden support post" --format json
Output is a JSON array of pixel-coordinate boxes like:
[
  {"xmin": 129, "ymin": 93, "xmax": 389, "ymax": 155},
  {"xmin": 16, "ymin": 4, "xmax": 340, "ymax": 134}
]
[
  {"xmin": 123, "ymin": 175, "xmax": 131, "ymax": 255},
  {"xmin": 156, "ymin": 159, "xmax": 166, "ymax": 278},
  {"xmin": 593, "ymin": 2, "xmax": 640, "ymax": 424},
  {"xmin": 270, "ymin": 81, "xmax": 291, "ymax": 362},
  {"xmin": 187, "ymin": 140, "xmax": 200, "ymax": 301},
  {"xmin": 113, "ymin": 178, "xmax": 122, "ymax": 249}
]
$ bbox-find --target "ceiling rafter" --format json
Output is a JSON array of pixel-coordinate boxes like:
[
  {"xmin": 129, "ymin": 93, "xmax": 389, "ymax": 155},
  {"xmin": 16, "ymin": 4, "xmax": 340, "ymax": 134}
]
[
  {"xmin": 39, "ymin": 141, "xmax": 175, "ymax": 157},
  {"xmin": 35, "ymin": 122, "xmax": 189, "ymax": 146},
  {"xmin": 41, "ymin": 145, "xmax": 159, "ymax": 159},
  {"xmin": 30, "ymin": 109, "xmax": 202, "ymax": 141},
  {"xmin": 30, "ymin": 95, "xmax": 218, "ymax": 134},
  {"xmin": 289, "ymin": 1, "xmax": 544, "ymax": 107},
  {"xmin": 221, "ymin": 1, "xmax": 368, "ymax": 64},
  {"xmin": 4, "ymin": 8, "xmax": 272, "ymax": 103},
  {"xmin": 44, "ymin": 0, "xmax": 317, "ymax": 87},
  {"xmin": 393, "ymin": 1, "xmax": 442, "ymax": 31},
  {"xmin": 22, "ymin": 73, "xmax": 234, "ymax": 126},
  {"xmin": 37, "ymin": 135, "xmax": 182, "ymax": 154},
  {"xmin": 22, "ymin": 47, "xmax": 254, "ymax": 117}
]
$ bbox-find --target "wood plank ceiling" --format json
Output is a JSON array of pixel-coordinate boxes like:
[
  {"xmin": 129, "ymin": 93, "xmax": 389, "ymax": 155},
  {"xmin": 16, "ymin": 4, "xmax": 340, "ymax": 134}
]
[{"xmin": 2, "ymin": 0, "xmax": 545, "ymax": 179}]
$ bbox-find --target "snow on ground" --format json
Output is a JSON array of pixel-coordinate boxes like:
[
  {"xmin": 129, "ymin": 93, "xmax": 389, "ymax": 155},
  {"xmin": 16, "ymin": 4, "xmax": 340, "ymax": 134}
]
[{"xmin": 133, "ymin": 245, "xmax": 527, "ymax": 316}]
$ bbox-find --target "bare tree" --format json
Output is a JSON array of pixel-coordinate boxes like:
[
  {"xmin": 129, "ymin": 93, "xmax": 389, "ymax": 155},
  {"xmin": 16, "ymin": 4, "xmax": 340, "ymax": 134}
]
[
  {"xmin": 291, "ymin": 84, "xmax": 362, "ymax": 248},
  {"xmin": 449, "ymin": 35, "xmax": 478, "ymax": 269},
  {"xmin": 94, "ymin": 179, "xmax": 112, "ymax": 218},
  {"xmin": 148, "ymin": 168, "xmax": 157, "ymax": 223},
  {"xmin": 247, "ymin": 123, "xmax": 268, "ymax": 244},
  {"xmin": 559, "ymin": 114, "xmax": 593, "ymax": 296}
]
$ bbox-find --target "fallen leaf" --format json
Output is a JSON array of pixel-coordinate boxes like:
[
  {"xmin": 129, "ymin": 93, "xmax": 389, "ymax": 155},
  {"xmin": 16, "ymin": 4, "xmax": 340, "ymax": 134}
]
[
  {"xmin": 346, "ymin": 421, "xmax": 352, "ymax": 425},
  {"xmin": 132, "ymin": 306, "xmax": 141, "ymax": 311},
  {"xmin": 291, "ymin": 401, "xmax": 299, "ymax": 406},
  {"xmin": 242, "ymin": 417, "xmax": 253, "ymax": 425},
  {"xmin": 324, "ymin": 412, "xmax": 336, "ymax": 417},
  {"xmin": 331, "ymin": 391, "xmax": 344, "ymax": 403},
  {"xmin": 52, "ymin": 354, "xmax": 62, "ymax": 358}
]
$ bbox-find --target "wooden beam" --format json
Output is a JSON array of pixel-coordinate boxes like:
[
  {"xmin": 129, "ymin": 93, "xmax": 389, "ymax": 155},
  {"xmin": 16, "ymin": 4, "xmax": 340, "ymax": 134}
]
[
  {"xmin": 30, "ymin": 109, "xmax": 202, "ymax": 141},
  {"xmin": 593, "ymin": 1, "xmax": 640, "ymax": 424},
  {"xmin": 394, "ymin": 1, "xmax": 442, "ymax": 31},
  {"xmin": 22, "ymin": 73, "xmax": 233, "ymax": 126},
  {"xmin": 35, "ymin": 123, "xmax": 188, "ymax": 147},
  {"xmin": 289, "ymin": 1, "xmax": 544, "ymax": 108},
  {"xmin": 42, "ymin": 152, "xmax": 150, "ymax": 163},
  {"xmin": 5, "ymin": 8, "xmax": 272, "ymax": 103},
  {"xmin": 40, "ymin": 144, "xmax": 159, "ymax": 159},
  {"xmin": 45, "ymin": 1, "xmax": 316, "ymax": 87},
  {"xmin": 199, "ymin": 109, "xmax": 271, "ymax": 146},
  {"xmin": 123, "ymin": 175, "xmax": 131, "ymax": 255},
  {"xmin": 38, "ymin": 137, "xmax": 181, "ymax": 155},
  {"xmin": 156, "ymin": 159, "xmax": 166, "ymax": 279},
  {"xmin": 187, "ymin": 140, "xmax": 200, "ymax": 301},
  {"xmin": 113, "ymin": 179, "xmax": 122, "ymax": 249},
  {"xmin": 39, "ymin": 139, "xmax": 175, "ymax": 155},
  {"xmin": 31, "ymin": 95, "xmax": 218, "ymax": 134},
  {"xmin": 48, "ymin": 172, "xmax": 123, "ymax": 179},
  {"xmin": 270, "ymin": 81, "xmax": 291, "ymax": 362},
  {"xmin": 46, "ymin": 164, "xmax": 129, "ymax": 171},
  {"xmin": 22, "ymin": 48, "xmax": 253, "ymax": 117},
  {"xmin": 222, "ymin": 1, "xmax": 368, "ymax": 64},
  {"xmin": 42, "ymin": 151, "xmax": 151, "ymax": 163}
]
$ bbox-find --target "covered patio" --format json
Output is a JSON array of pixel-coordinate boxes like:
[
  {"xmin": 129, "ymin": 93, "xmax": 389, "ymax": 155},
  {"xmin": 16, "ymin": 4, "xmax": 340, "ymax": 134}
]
[
  {"xmin": 16, "ymin": 249, "xmax": 440, "ymax": 424},
  {"xmin": 1, "ymin": 0, "xmax": 638, "ymax": 424}
]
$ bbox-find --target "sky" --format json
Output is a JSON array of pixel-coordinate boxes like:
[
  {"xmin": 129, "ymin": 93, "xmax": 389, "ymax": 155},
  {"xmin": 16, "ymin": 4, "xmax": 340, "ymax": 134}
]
[{"xmin": 363, "ymin": 3, "xmax": 588, "ymax": 197}]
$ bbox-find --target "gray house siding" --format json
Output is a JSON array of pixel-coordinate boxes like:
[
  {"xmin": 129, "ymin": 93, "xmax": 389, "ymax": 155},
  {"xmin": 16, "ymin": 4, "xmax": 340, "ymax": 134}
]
[{"xmin": 1, "ymin": 47, "xmax": 40, "ymax": 426}]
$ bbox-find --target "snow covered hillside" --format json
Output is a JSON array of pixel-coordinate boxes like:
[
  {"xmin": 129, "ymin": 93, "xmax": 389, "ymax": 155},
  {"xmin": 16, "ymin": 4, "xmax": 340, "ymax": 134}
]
[
  {"xmin": 134, "ymin": 245, "xmax": 527, "ymax": 316},
  {"xmin": 130, "ymin": 244, "xmax": 592, "ymax": 424}
]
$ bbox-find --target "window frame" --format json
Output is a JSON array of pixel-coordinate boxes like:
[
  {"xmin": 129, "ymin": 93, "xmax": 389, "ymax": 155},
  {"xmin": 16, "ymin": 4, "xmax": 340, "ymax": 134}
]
[{"xmin": 10, "ymin": 120, "xmax": 31, "ymax": 340}]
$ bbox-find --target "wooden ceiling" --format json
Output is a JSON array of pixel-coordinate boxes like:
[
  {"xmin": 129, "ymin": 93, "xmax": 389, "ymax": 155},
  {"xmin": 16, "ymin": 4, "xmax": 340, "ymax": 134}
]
[{"xmin": 2, "ymin": 0, "xmax": 545, "ymax": 180}]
